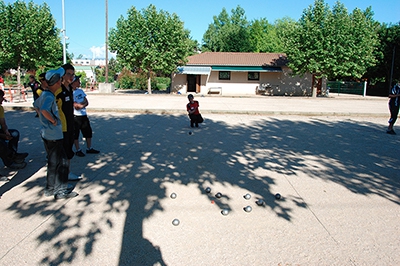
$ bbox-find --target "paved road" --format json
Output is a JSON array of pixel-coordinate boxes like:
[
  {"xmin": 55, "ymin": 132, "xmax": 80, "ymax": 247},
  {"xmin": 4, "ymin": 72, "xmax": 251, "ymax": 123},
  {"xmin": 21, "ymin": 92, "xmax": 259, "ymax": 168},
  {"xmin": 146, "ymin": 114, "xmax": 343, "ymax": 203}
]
[
  {"xmin": 0, "ymin": 93, "xmax": 399, "ymax": 265},
  {"xmin": 4, "ymin": 91, "xmax": 389, "ymax": 116}
]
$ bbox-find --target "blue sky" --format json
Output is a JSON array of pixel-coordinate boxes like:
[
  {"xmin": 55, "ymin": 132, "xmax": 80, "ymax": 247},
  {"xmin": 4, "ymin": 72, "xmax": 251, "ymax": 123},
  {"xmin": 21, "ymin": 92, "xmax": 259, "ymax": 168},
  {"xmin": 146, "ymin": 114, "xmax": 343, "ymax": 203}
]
[{"xmin": 5, "ymin": 0, "xmax": 399, "ymax": 59}]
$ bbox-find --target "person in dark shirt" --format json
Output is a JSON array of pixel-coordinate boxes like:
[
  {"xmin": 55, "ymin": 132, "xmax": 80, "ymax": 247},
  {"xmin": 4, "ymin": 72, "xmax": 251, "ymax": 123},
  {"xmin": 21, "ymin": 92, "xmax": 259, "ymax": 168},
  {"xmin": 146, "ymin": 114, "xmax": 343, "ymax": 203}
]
[
  {"xmin": 59, "ymin": 63, "xmax": 82, "ymax": 181},
  {"xmin": 387, "ymin": 82, "xmax": 400, "ymax": 135},
  {"xmin": 28, "ymin": 75, "xmax": 41, "ymax": 101}
]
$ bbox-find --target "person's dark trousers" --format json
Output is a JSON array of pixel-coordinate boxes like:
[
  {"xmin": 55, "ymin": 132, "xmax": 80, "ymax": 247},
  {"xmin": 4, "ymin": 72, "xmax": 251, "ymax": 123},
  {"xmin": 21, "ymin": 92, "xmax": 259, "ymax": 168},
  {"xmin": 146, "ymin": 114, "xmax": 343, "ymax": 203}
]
[
  {"xmin": 42, "ymin": 138, "xmax": 69, "ymax": 194},
  {"xmin": 0, "ymin": 139, "xmax": 14, "ymax": 167},
  {"xmin": 388, "ymin": 104, "xmax": 400, "ymax": 126},
  {"xmin": 7, "ymin": 129, "xmax": 20, "ymax": 152}
]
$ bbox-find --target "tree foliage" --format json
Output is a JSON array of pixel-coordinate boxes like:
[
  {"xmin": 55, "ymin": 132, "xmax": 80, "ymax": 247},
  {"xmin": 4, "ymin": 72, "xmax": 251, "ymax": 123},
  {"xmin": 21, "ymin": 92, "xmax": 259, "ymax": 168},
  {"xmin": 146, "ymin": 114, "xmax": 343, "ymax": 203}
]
[
  {"xmin": 0, "ymin": 0, "xmax": 63, "ymax": 82},
  {"xmin": 281, "ymin": 0, "xmax": 379, "ymax": 83},
  {"xmin": 248, "ymin": 18, "xmax": 283, "ymax": 53},
  {"xmin": 109, "ymin": 4, "xmax": 193, "ymax": 93},
  {"xmin": 202, "ymin": 6, "xmax": 251, "ymax": 52},
  {"xmin": 364, "ymin": 22, "xmax": 400, "ymax": 88}
]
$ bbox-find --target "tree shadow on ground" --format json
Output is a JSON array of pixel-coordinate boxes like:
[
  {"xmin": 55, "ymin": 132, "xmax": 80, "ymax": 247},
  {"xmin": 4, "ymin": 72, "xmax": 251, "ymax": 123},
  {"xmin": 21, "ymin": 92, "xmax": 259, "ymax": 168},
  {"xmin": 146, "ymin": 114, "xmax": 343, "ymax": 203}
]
[{"xmin": 2, "ymin": 111, "xmax": 400, "ymax": 265}]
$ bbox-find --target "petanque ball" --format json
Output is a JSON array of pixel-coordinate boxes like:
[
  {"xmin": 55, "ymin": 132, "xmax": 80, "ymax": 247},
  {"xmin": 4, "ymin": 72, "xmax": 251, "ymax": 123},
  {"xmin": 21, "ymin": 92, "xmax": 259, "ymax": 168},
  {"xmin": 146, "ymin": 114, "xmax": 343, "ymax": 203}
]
[
  {"xmin": 256, "ymin": 199, "xmax": 264, "ymax": 206},
  {"xmin": 172, "ymin": 219, "xmax": 180, "ymax": 226},
  {"xmin": 244, "ymin": 193, "xmax": 251, "ymax": 200},
  {"xmin": 188, "ymin": 131, "xmax": 192, "ymax": 135},
  {"xmin": 275, "ymin": 193, "xmax": 281, "ymax": 200},
  {"xmin": 205, "ymin": 187, "xmax": 211, "ymax": 193},
  {"xmin": 244, "ymin": 206, "xmax": 252, "ymax": 212},
  {"xmin": 221, "ymin": 209, "xmax": 229, "ymax": 216},
  {"xmin": 170, "ymin": 193, "xmax": 177, "ymax": 199},
  {"xmin": 215, "ymin": 192, "xmax": 222, "ymax": 198}
]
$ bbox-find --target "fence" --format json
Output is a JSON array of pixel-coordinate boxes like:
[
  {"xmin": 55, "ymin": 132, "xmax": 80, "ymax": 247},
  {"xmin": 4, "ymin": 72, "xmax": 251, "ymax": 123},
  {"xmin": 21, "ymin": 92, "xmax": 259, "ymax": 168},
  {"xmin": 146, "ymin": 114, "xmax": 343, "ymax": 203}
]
[
  {"xmin": 327, "ymin": 81, "xmax": 366, "ymax": 96},
  {"xmin": 2, "ymin": 86, "xmax": 32, "ymax": 102}
]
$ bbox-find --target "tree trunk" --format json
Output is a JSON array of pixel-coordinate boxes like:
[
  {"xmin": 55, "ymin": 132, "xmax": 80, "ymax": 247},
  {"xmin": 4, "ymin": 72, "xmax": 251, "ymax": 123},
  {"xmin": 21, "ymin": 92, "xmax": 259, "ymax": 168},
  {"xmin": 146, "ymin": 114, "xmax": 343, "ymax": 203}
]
[
  {"xmin": 147, "ymin": 71, "xmax": 152, "ymax": 94},
  {"xmin": 311, "ymin": 74, "xmax": 317, "ymax": 97},
  {"xmin": 17, "ymin": 65, "xmax": 21, "ymax": 88}
]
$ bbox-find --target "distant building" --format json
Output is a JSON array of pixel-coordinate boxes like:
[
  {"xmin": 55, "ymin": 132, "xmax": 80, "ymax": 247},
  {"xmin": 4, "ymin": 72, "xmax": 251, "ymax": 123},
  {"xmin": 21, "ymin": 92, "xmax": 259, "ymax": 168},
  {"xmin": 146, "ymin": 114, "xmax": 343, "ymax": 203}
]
[
  {"xmin": 171, "ymin": 52, "xmax": 313, "ymax": 96},
  {"xmin": 72, "ymin": 59, "xmax": 107, "ymax": 81}
]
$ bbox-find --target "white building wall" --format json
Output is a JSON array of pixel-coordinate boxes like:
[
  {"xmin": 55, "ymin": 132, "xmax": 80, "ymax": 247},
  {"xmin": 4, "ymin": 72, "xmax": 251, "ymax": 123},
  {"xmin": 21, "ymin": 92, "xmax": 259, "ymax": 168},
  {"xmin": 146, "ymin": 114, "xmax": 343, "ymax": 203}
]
[{"xmin": 171, "ymin": 67, "xmax": 313, "ymax": 96}]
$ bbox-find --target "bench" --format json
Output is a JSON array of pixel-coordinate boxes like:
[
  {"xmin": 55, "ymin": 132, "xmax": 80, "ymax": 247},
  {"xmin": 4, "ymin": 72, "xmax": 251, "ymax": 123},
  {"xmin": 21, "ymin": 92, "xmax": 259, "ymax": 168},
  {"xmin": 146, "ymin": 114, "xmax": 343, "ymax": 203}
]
[{"xmin": 208, "ymin": 87, "xmax": 222, "ymax": 95}]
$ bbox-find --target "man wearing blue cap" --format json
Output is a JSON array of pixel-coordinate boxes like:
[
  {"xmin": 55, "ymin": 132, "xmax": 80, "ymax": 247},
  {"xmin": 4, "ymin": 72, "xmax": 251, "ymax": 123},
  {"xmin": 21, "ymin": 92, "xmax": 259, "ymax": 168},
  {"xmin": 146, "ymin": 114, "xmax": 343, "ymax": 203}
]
[{"xmin": 33, "ymin": 68, "xmax": 78, "ymax": 199}]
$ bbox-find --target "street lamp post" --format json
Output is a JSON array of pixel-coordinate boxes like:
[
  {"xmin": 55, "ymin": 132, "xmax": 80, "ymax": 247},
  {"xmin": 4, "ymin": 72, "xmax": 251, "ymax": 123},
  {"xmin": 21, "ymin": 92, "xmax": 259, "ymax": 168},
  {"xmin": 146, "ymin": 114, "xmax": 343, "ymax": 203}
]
[
  {"xmin": 105, "ymin": 0, "xmax": 109, "ymax": 83},
  {"xmin": 62, "ymin": 0, "xmax": 67, "ymax": 64}
]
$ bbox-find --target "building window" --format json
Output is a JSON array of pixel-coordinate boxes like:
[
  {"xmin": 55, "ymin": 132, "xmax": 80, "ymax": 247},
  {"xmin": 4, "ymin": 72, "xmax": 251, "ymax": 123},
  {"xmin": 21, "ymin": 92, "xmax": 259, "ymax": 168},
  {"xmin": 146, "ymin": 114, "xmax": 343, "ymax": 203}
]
[
  {"xmin": 248, "ymin": 72, "xmax": 260, "ymax": 81},
  {"xmin": 219, "ymin": 71, "xmax": 231, "ymax": 80}
]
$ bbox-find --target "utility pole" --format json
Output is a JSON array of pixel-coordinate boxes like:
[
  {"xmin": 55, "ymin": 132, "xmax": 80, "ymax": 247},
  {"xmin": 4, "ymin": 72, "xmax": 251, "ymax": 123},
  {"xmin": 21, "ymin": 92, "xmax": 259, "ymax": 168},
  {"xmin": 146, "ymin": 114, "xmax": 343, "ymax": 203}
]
[
  {"xmin": 62, "ymin": 0, "xmax": 67, "ymax": 64},
  {"xmin": 105, "ymin": 0, "xmax": 109, "ymax": 83}
]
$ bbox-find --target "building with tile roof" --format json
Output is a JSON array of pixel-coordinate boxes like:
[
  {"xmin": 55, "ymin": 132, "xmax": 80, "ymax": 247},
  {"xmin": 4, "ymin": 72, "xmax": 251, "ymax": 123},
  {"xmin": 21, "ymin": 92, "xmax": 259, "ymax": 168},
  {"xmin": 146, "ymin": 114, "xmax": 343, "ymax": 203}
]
[{"xmin": 171, "ymin": 52, "xmax": 313, "ymax": 96}]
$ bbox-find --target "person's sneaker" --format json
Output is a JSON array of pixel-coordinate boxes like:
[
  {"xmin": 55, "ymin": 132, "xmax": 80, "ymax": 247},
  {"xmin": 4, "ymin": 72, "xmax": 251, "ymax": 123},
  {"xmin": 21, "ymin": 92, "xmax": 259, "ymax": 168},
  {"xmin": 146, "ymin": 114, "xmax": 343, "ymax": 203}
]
[
  {"xmin": 54, "ymin": 191, "xmax": 78, "ymax": 200},
  {"xmin": 0, "ymin": 175, "xmax": 10, "ymax": 182},
  {"xmin": 75, "ymin": 150, "xmax": 85, "ymax": 157},
  {"xmin": 86, "ymin": 148, "xmax": 100, "ymax": 154},
  {"xmin": 44, "ymin": 189, "xmax": 54, "ymax": 197},
  {"xmin": 8, "ymin": 162, "xmax": 27, "ymax": 169},
  {"xmin": 386, "ymin": 129, "xmax": 396, "ymax": 135},
  {"xmin": 68, "ymin": 172, "xmax": 82, "ymax": 181}
]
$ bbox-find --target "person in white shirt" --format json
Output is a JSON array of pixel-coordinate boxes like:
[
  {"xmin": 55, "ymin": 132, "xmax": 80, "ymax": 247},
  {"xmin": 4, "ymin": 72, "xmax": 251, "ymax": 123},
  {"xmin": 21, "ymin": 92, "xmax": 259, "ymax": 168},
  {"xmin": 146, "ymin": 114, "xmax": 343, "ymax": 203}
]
[{"xmin": 70, "ymin": 75, "xmax": 100, "ymax": 157}]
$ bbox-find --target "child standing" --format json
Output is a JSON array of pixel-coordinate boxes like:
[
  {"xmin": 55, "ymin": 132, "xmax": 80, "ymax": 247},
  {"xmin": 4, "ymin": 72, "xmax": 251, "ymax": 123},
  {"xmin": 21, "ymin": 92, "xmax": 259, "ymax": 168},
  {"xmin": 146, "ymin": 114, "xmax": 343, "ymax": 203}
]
[
  {"xmin": 71, "ymin": 75, "xmax": 100, "ymax": 156},
  {"xmin": 186, "ymin": 94, "xmax": 204, "ymax": 128}
]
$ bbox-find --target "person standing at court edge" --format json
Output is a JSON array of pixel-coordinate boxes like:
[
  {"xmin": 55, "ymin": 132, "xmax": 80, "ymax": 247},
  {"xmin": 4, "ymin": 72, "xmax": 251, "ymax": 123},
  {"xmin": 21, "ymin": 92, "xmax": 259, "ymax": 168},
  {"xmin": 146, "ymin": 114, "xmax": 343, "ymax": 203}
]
[
  {"xmin": 387, "ymin": 81, "xmax": 400, "ymax": 135},
  {"xmin": 33, "ymin": 68, "xmax": 78, "ymax": 199}
]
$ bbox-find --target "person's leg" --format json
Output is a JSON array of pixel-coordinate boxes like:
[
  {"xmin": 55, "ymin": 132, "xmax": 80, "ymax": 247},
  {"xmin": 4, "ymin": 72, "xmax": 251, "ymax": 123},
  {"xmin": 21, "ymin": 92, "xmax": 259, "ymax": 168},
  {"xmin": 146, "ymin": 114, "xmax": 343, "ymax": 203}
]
[
  {"xmin": 7, "ymin": 129, "xmax": 19, "ymax": 152},
  {"xmin": 43, "ymin": 139, "xmax": 57, "ymax": 194},
  {"xmin": 80, "ymin": 116, "xmax": 99, "ymax": 153},
  {"xmin": 73, "ymin": 116, "xmax": 82, "ymax": 151},
  {"xmin": 388, "ymin": 104, "xmax": 399, "ymax": 132},
  {"xmin": 52, "ymin": 140, "xmax": 70, "ymax": 195},
  {"xmin": 0, "ymin": 139, "xmax": 14, "ymax": 167},
  {"xmin": 189, "ymin": 114, "xmax": 194, "ymax": 127}
]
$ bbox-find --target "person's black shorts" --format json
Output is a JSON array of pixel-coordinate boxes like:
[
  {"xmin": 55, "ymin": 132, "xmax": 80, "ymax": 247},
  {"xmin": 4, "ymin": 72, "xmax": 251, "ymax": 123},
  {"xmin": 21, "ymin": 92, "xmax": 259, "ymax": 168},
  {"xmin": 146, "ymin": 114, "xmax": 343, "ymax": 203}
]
[
  {"xmin": 74, "ymin": 115, "xmax": 93, "ymax": 139},
  {"xmin": 63, "ymin": 131, "xmax": 75, "ymax": 159}
]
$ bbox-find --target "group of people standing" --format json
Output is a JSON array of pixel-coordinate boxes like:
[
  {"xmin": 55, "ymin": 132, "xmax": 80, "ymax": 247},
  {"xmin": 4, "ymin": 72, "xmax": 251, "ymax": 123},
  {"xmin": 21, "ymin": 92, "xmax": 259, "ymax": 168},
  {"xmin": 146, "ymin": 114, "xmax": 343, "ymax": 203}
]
[{"xmin": 30, "ymin": 63, "xmax": 100, "ymax": 199}]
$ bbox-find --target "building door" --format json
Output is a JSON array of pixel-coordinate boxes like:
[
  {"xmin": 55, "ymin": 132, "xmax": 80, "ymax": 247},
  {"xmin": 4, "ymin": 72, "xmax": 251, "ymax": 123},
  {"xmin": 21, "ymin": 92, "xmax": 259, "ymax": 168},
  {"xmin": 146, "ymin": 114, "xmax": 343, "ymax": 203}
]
[{"xmin": 187, "ymin": 75, "xmax": 200, "ymax": 93}]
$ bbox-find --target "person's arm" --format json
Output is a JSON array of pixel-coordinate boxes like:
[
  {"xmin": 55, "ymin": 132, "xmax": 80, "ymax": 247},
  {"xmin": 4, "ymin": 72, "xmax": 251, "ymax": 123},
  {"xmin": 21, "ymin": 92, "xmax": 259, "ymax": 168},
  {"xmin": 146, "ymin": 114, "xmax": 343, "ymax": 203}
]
[
  {"xmin": 41, "ymin": 110, "xmax": 57, "ymax": 126},
  {"xmin": 389, "ymin": 93, "xmax": 400, "ymax": 98}
]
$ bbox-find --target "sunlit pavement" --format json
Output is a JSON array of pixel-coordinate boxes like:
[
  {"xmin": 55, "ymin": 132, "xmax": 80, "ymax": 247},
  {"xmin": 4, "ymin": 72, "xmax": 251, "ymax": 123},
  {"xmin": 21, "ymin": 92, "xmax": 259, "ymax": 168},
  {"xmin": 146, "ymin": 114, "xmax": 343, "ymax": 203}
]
[{"xmin": 0, "ymin": 94, "xmax": 399, "ymax": 265}]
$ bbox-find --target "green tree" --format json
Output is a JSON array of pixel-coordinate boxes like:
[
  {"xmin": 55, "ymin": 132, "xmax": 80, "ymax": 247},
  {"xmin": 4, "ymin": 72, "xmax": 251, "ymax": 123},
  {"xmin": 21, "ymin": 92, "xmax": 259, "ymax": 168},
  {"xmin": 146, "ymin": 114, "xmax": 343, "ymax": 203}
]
[
  {"xmin": 109, "ymin": 4, "xmax": 192, "ymax": 93},
  {"xmin": 281, "ymin": 0, "xmax": 378, "ymax": 96},
  {"xmin": 364, "ymin": 22, "xmax": 400, "ymax": 92},
  {"xmin": 248, "ymin": 18, "xmax": 283, "ymax": 53},
  {"xmin": 0, "ymin": 0, "xmax": 63, "ymax": 84},
  {"xmin": 202, "ymin": 5, "xmax": 251, "ymax": 52}
]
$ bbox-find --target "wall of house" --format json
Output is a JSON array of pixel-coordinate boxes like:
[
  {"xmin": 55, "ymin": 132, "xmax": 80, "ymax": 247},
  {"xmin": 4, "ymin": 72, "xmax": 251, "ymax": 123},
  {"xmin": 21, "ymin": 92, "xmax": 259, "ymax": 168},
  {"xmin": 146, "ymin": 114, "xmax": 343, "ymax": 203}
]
[
  {"xmin": 171, "ymin": 67, "xmax": 313, "ymax": 96},
  {"xmin": 171, "ymin": 73, "xmax": 187, "ymax": 93}
]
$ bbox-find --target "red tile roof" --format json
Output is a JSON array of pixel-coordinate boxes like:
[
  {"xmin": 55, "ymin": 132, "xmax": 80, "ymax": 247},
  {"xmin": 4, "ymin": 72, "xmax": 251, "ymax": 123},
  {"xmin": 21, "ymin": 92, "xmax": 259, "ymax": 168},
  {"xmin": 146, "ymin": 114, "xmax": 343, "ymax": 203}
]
[{"xmin": 187, "ymin": 52, "xmax": 288, "ymax": 67}]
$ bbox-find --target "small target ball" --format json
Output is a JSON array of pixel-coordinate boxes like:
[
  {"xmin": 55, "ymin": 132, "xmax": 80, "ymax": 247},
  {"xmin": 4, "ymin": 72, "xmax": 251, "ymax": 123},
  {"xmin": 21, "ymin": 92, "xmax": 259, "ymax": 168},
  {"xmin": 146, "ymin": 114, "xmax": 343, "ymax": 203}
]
[
  {"xmin": 215, "ymin": 192, "xmax": 222, "ymax": 198},
  {"xmin": 244, "ymin": 193, "xmax": 251, "ymax": 200},
  {"xmin": 221, "ymin": 209, "xmax": 229, "ymax": 216},
  {"xmin": 170, "ymin": 193, "xmax": 177, "ymax": 199},
  {"xmin": 205, "ymin": 187, "xmax": 211, "ymax": 193},
  {"xmin": 256, "ymin": 199, "xmax": 264, "ymax": 206},
  {"xmin": 244, "ymin": 206, "xmax": 252, "ymax": 212},
  {"xmin": 275, "ymin": 193, "xmax": 282, "ymax": 200},
  {"xmin": 172, "ymin": 219, "xmax": 180, "ymax": 226}
]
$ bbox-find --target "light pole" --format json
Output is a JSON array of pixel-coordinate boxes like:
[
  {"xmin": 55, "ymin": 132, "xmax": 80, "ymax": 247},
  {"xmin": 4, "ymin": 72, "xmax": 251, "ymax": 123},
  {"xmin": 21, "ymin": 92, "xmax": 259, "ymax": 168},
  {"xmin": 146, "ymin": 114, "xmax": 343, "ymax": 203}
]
[
  {"xmin": 62, "ymin": 0, "xmax": 67, "ymax": 64},
  {"xmin": 105, "ymin": 0, "xmax": 109, "ymax": 83}
]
